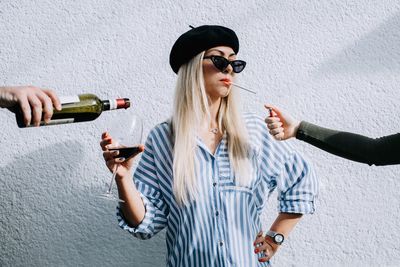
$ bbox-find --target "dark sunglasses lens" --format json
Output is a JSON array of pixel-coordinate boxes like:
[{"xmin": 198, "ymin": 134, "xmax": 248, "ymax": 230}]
[
  {"xmin": 232, "ymin": 60, "xmax": 246, "ymax": 73},
  {"xmin": 212, "ymin": 56, "xmax": 229, "ymax": 71}
]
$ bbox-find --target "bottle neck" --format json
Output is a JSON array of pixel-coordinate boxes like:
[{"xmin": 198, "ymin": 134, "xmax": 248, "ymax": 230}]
[{"xmin": 102, "ymin": 98, "xmax": 131, "ymax": 111}]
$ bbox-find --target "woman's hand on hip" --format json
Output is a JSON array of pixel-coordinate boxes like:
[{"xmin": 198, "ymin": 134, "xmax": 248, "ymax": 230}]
[{"xmin": 253, "ymin": 231, "xmax": 279, "ymax": 263}]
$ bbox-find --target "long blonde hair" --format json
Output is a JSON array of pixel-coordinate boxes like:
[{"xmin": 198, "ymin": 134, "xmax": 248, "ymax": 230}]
[{"xmin": 172, "ymin": 52, "xmax": 251, "ymax": 205}]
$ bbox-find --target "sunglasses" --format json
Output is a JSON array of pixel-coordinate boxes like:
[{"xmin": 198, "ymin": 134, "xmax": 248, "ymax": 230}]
[{"xmin": 203, "ymin": 55, "xmax": 246, "ymax": 73}]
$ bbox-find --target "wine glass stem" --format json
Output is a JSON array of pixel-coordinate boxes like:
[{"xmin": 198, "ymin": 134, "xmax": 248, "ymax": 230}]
[{"xmin": 107, "ymin": 164, "xmax": 119, "ymax": 194}]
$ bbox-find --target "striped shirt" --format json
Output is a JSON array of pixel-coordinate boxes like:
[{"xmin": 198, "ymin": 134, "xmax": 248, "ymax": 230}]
[{"xmin": 117, "ymin": 113, "xmax": 318, "ymax": 267}]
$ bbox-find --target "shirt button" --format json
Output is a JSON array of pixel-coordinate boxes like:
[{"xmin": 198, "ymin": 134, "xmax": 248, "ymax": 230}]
[
  {"xmin": 213, "ymin": 182, "xmax": 217, "ymax": 187},
  {"xmin": 219, "ymin": 241, "xmax": 224, "ymax": 246},
  {"xmin": 215, "ymin": 211, "xmax": 219, "ymax": 216}
]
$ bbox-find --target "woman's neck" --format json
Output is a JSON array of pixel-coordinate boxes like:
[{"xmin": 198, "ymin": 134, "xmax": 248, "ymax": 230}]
[{"xmin": 208, "ymin": 97, "xmax": 221, "ymax": 124}]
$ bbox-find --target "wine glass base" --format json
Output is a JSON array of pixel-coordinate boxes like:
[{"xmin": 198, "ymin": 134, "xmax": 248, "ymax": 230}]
[{"xmin": 97, "ymin": 193, "xmax": 125, "ymax": 203}]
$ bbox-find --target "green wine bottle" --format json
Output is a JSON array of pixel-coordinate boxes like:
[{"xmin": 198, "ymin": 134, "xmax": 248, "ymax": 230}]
[{"xmin": 16, "ymin": 93, "xmax": 130, "ymax": 128}]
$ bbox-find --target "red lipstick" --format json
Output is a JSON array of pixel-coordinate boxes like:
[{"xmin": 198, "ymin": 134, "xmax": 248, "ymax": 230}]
[{"xmin": 220, "ymin": 78, "xmax": 231, "ymax": 84}]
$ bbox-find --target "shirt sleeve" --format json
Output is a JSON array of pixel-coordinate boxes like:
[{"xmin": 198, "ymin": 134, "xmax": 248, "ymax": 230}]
[
  {"xmin": 296, "ymin": 121, "xmax": 400, "ymax": 166},
  {"xmin": 116, "ymin": 128, "xmax": 169, "ymax": 240},
  {"xmin": 257, "ymin": 117, "xmax": 318, "ymax": 214}
]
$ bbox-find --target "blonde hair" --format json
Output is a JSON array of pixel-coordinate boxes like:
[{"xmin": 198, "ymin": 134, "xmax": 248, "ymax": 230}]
[{"xmin": 172, "ymin": 52, "xmax": 251, "ymax": 205}]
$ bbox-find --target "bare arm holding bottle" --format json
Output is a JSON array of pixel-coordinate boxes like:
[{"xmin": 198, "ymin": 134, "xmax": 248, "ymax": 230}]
[
  {"xmin": 100, "ymin": 132, "xmax": 146, "ymax": 226},
  {"xmin": 0, "ymin": 85, "xmax": 61, "ymax": 126},
  {"xmin": 264, "ymin": 104, "xmax": 400, "ymax": 166}
]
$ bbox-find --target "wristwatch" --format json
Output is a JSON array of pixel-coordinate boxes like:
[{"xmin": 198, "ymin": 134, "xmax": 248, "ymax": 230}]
[{"xmin": 265, "ymin": 230, "xmax": 285, "ymax": 245}]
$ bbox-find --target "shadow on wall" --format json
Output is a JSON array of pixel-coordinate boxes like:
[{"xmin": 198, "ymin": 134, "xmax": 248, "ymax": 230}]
[
  {"xmin": 316, "ymin": 12, "xmax": 400, "ymax": 74},
  {"xmin": 0, "ymin": 141, "xmax": 166, "ymax": 267}
]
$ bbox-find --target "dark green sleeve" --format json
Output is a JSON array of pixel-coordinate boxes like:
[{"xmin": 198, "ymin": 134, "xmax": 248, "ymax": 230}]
[{"xmin": 296, "ymin": 121, "xmax": 400, "ymax": 166}]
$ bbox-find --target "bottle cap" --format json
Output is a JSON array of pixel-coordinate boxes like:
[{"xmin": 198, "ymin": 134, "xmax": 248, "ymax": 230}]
[{"xmin": 116, "ymin": 98, "xmax": 130, "ymax": 109}]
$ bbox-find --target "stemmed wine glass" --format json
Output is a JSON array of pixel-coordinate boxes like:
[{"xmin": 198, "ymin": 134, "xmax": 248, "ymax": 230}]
[{"xmin": 99, "ymin": 108, "xmax": 143, "ymax": 202}]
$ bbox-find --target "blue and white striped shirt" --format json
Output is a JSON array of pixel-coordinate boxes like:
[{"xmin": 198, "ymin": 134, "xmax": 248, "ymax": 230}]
[{"xmin": 117, "ymin": 113, "xmax": 318, "ymax": 266}]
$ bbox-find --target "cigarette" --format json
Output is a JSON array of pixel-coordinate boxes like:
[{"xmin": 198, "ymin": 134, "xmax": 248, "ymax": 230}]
[{"xmin": 230, "ymin": 82, "xmax": 257, "ymax": 94}]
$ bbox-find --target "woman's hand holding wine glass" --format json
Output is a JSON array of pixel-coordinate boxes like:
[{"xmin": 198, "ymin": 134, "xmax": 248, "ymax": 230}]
[
  {"xmin": 99, "ymin": 130, "xmax": 147, "ymax": 226},
  {"xmin": 100, "ymin": 132, "xmax": 144, "ymax": 180},
  {"xmin": 98, "ymin": 110, "xmax": 144, "ymax": 202}
]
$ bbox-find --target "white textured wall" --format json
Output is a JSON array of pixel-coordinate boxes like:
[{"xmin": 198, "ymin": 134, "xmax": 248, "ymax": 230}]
[{"xmin": 1, "ymin": 1, "xmax": 399, "ymax": 266}]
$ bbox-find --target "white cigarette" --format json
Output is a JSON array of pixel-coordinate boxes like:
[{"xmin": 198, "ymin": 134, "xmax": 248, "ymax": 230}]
[{"xmin": 230, "ymin": 82, "xmax": 257, "ymax": 94}]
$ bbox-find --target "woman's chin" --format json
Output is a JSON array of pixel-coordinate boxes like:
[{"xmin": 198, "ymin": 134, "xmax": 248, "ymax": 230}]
[
  {"xmin": 222, "ymin": 87, "xmax": 231, "ymax": 97},
  {"xmin": 207, "ymin": 86, "xmax": 231, "ymax": 99}
]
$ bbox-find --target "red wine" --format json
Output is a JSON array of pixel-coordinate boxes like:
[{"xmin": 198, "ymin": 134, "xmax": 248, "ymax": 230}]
[
  {"xmin": 109, "ymin": 146, "xmax": 142, "ymax": 160},
  {"xmin": 16, "ymin": 93, "xmax": 130, "ymax": 128}
]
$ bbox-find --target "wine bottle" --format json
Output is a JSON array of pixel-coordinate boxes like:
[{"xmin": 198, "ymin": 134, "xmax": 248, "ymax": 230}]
[{"xmin": 16, "ymin": 93, "xmax": 130, "ymax": 128}]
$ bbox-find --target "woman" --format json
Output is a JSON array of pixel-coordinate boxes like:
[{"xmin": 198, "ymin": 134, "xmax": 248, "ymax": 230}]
[
  {"xmin": 100, "ymin": 25, "xmax": 318, "ymax": 266},
  {"xmin": 265, "ymin": 105, "xmax": 399, "ymax": 166}
]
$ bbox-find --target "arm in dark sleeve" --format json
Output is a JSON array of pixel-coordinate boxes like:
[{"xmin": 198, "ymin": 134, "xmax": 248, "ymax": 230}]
[{"xmin": 296, "ymin": 121, "xmax": 400, "ymax": 166}]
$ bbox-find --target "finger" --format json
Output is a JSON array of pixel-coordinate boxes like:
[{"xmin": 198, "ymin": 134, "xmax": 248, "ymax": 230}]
[
  {"xmin": 100, "ymin": 137, "xmax": 113, "ymax": 151},
  {"xmin": 267, "ymin": 122, "xmax": 283, "ymax": 130},
  {"xmin": 264, "ymin": 104, "xmax": 281, "ymax": 117},
  {"xmin": 101, "ymin": 132, "xmax": 118, "ymax": 148},
  {"xmin": 114, "ymin": 157, "xmax": 126, "ymax": 163},
  {"xmin": 258, "ymin": 241, "xmax": 273, "ymax": 252},
  {"xmin": 17, "ymin": 95, "xmax": 32, "ymax": 126},
  {"xmin": 256, "ymin": 242, "xmax": 273, "ymax": 262},
  {"xmin": 258, "ymin": 255, "xmax": 270, "ymax": 263},
  {"xmin": 27, "ymin": 94, "xmax": 43, "ymax": 127},
  {"xmin": 265, "ymin": 117, "xmax": 280, "ymax": 124},
  {"xmin": 43, "ymin": 89, "xmax": 62, "ymax": 111},
  {"xmin": 255, "ymin": 248, "xmax": 270, "ymax": 262},
  {"xmin": 255, "ymin": 247, "xmax": 268, "ymax": 256},
  {"xmin": 105, "ymin": 157, "xmax": 119, "ymax": 172},
  {"xmin": 134, "ymin": 144, "xmax": 145, "ymax": 155},
  {"xmin": 35, "ymin": 90, "xmax": 54, "ymax": 123},
  {"xmin": 105, "ymin": 159, "xmax": 119, "ymax": 171},
  {"xmin": 269, "ymin": 127, "xmax": 284, "ymax": 135},
  {"xmin": 253, "ymin": 236, "xmax": 265, "ymax": 246},
  {"xmin": 274, "ymin": 132, "xmax": 284, "ymax": 141},
  {"xmin": 264, "ymin": 104, "xmax": 275, "ymax": 117},
  {"xmin": 268, "ymin": 121, "xmax": 283, "ymax": 130},
  {"xmin": 103, "ymin": 150, "xmax": 119, "ymax": 161},
  {"xmin": 269, "ymin": 130, "xmax": 283, "ymax": 140}
]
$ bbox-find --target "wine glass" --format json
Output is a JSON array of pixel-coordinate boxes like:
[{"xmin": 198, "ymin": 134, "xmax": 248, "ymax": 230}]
[{"xmin": 99, "ymin": 108, "xmax": 143, "ymax": 202}]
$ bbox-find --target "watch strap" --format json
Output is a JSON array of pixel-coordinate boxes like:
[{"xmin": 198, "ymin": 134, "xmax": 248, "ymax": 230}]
[{"xmin": 265, "ymin": 230, "xmax": 284, "ymax": 245}]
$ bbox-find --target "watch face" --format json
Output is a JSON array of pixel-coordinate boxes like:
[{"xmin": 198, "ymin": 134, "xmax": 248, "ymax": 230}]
[{"xmin": 274, "ymin": 234, "xmax": 284, "ymax": 243}]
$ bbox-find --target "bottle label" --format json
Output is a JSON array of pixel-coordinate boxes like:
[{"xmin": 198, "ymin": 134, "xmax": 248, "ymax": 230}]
[
  {"xmin": 109, "ymin": 99, "xmax": 118, "ymax": 110},
  {"xmin": 59, "ymin": 95, "xmax": 80, "ymax": 104},
  {"xmin": 44, "ymin": 118, "xmax": 75, "ymax": 125},
  {"xmin": 23, "ymin": 118, "xmax": 75, "ymax": 127}
]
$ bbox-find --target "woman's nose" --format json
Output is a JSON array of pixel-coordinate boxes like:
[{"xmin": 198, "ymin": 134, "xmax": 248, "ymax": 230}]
[{"xmin": 223, "ymin": 63, "xmax": 233, "ymax": 74}]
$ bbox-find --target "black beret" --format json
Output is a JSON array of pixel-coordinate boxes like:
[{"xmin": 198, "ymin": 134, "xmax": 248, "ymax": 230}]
[{"xmin": 169, "ymin": 25, "xmax": 239, "ymax": 74}]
